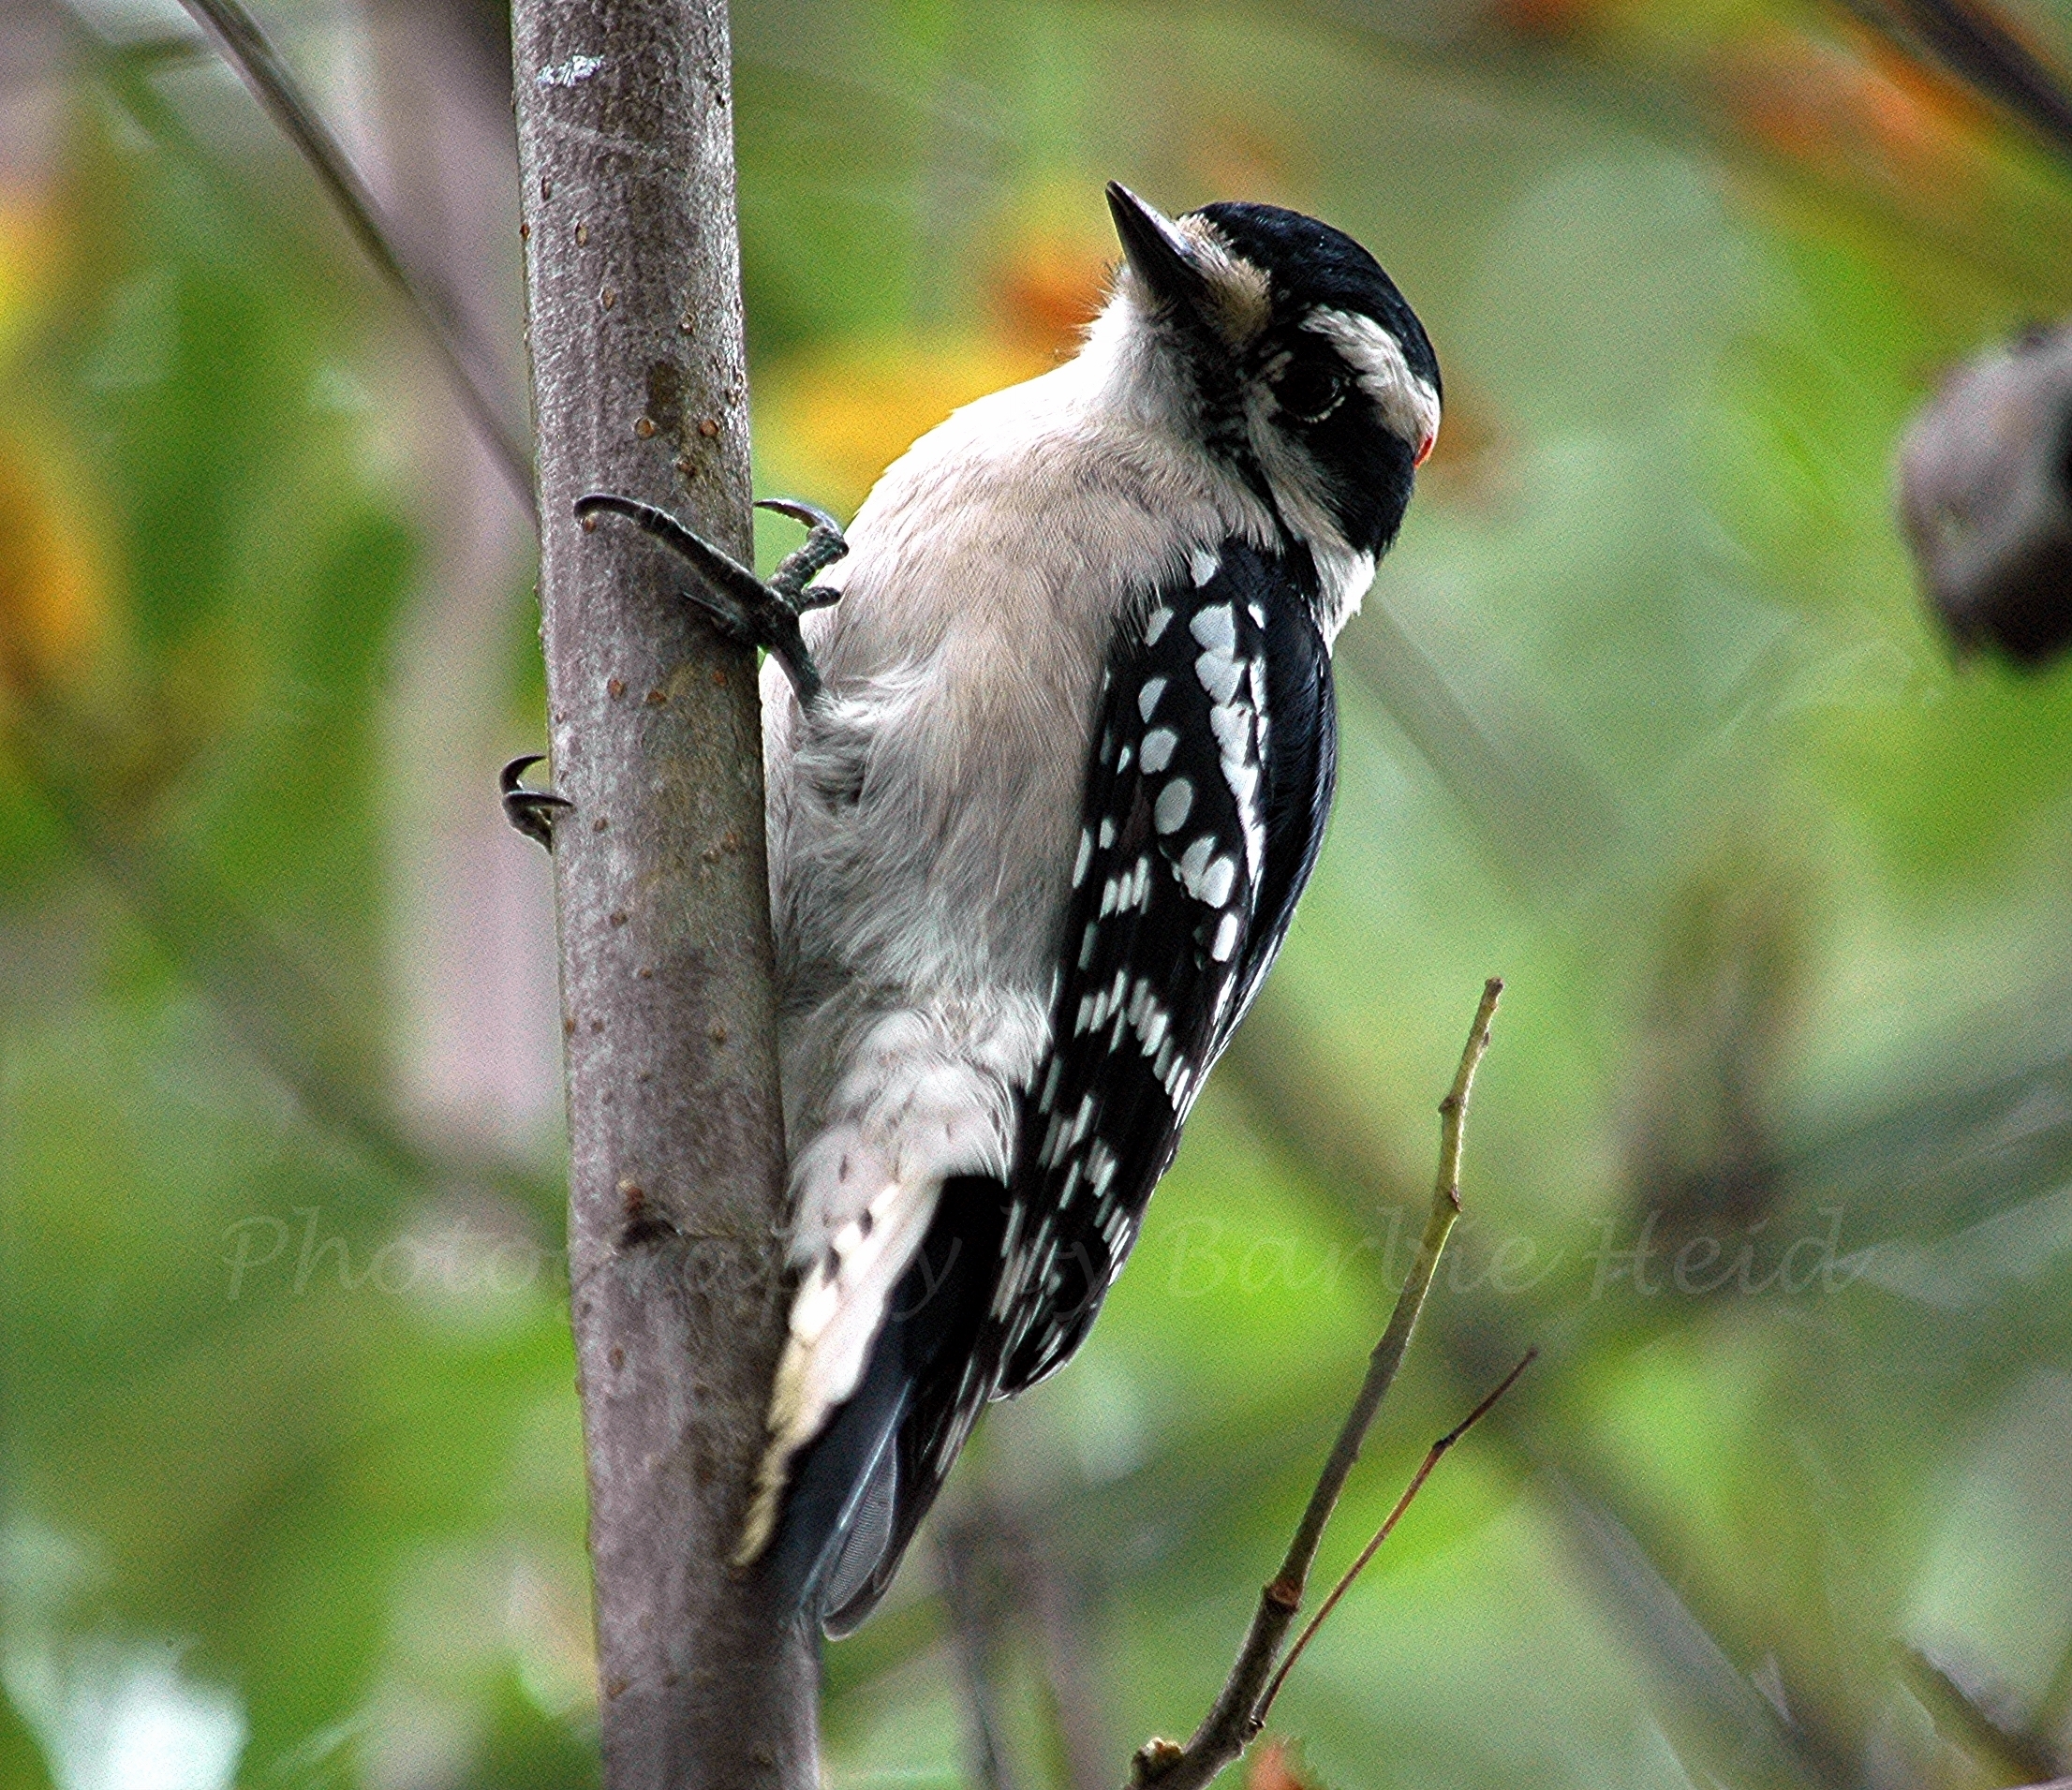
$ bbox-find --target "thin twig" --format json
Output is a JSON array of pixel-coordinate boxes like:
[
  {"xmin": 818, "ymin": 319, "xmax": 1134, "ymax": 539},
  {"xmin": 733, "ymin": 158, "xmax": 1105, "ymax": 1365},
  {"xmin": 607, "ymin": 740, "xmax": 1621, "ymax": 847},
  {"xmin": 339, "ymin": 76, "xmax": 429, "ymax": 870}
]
[
  {"xmin": 1835, "ymin": 0, "xmax": 2072, "ymax": 170},
  {"xmin": 1251, "ymin": 1345, "xmax": 1537, "ymax": 1731},
  {"xmin": 1901, "ymin": 1645, "xmax": 2067, "ymax": 1786},
  {"xmin": 2034, "ymin": 1629, "xmax": 2072, "ymax": 1743},
  {"xmin": 938, "ymin": 1508, "xmax": 1025, "ymax": 1790},
  {"xmin": 1129, "ymin": 976, "xmax": 1503, "ymax": 1790},
  {"xmin": 170, "ymin": 0, "xmax": 535, "ymax": 520}
]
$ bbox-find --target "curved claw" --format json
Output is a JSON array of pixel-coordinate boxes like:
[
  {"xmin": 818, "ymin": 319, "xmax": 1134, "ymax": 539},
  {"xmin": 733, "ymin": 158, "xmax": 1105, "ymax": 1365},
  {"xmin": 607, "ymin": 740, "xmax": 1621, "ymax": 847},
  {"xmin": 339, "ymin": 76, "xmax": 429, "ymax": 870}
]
[
  {"xmin": 575, "ymin": 491, "xmax": 831, "ymax": 707},
  {"xmin": 755, "ymin": 496, "xmax": 845, "ymax": 536},
  {"xmin": 501, "ymin": 753, "xmax": 573, "ymax": 852},
  {"xmin": 500, "ymin": 754, "xmax": 557, "ymax": 798},
  {"xmin": 575, "ymin": 492, "xmax": 769, "ymax": 611},
  {"xmin": 760, "ymin": 496, "xmax": 851, "ymax": 604}
]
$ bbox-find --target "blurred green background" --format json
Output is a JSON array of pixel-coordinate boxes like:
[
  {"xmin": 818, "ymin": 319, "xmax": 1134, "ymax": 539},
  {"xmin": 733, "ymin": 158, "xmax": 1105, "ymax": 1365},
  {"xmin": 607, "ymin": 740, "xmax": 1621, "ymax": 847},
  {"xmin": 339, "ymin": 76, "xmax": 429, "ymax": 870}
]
[{"xmin": 7, "ymin": 0, "xmax": 2072, "ymax": 1785}]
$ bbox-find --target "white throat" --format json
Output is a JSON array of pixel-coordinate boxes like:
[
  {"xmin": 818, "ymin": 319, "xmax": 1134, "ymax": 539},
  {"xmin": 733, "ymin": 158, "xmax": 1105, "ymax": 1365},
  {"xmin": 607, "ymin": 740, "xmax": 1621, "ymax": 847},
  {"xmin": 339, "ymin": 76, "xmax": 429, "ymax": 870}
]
[{"xmin": 1072, "ymin": 290, "xmax": 1375, "ymax": 637}]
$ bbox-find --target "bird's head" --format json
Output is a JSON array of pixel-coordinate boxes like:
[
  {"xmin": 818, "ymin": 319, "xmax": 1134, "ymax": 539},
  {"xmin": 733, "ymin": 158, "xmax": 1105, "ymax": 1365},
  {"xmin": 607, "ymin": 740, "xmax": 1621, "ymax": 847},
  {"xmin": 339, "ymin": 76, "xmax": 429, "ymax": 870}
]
[{"xmin": 1101, "ymin": 182, "xmax": 1440, "ymax": 572}]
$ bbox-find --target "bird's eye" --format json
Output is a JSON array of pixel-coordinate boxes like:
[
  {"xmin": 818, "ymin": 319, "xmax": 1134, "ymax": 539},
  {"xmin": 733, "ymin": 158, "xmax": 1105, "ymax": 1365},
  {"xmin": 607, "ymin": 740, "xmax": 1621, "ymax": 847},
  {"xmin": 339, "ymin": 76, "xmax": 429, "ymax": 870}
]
[{"xmin": 1276, "ymin": 360, "xmax": 1347, "ymax": 423}]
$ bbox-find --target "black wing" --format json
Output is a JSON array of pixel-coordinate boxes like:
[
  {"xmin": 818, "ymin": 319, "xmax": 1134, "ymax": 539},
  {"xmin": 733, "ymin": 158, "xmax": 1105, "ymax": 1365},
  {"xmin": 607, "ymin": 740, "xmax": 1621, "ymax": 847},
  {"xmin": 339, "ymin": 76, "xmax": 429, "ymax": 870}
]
[
  {"xmin": 991, "ymin": 537, "xmax": 1339, "ymax": 1390},
  {"xmin": 807, "ymin": 539, "xmax": 1338, "ymax": 1633}
]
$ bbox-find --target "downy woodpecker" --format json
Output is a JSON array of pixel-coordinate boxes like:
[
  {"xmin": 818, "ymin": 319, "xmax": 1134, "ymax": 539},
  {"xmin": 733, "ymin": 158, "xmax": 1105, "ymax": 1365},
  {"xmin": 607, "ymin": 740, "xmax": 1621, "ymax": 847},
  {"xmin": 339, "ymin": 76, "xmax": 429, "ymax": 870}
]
[{"xmin": 511, "ymin": 183, "xmax": 1439, "ymax": 1634}]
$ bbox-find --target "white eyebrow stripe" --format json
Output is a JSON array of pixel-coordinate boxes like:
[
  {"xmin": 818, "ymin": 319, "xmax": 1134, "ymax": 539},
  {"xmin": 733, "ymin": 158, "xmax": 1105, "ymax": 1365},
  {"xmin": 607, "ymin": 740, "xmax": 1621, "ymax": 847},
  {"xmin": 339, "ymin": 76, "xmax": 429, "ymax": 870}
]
[{"xmin": 1303, "ymin": 306, "xmax": 1441, "ymax": 452}]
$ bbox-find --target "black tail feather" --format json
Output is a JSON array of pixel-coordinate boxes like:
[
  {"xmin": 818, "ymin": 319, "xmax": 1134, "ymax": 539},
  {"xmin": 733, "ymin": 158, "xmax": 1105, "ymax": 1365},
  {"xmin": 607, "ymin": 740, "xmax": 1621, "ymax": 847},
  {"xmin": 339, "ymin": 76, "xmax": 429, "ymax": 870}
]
[
  {"xmin": 762, "ymin": 1175, "xmax": 1013, "ymax": 1636},
  {"xmin": 758, "ymin": 1301, "xmax": 915, "ymax": 1624}
]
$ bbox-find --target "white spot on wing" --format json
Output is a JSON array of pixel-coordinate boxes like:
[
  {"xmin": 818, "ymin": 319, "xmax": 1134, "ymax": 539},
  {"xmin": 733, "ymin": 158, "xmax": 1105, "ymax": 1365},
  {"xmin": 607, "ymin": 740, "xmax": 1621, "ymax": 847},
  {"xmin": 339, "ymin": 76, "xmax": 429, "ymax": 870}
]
[
  {"xmin": 1224, "ymin": 759, "xmax": 1260, "ymax": 813},
  {"xmin": 1190, "ymin": 604, "xmax": 1236, "ymax": 656},
  {"xmin": 1138, "ymin": 677, "xmax": 1168, "ymax": 722},
  {"xmin": 1195, "ymin": 653, "xmax": 1243, "ymax": 705},
  {"xmin": 1154, "ymin": 779, "xmax": 1194, "ymax": 834},
  {"xmin": 1207, "ymin": 702, "xmax": 1250, "ymax": 761},
  {"xmin": 1141, "ymin": 727, "xmax": 1177, "ymax": 773},
  {"xmin": 1191, "ymin": 548, "xmax": 1219, "ymax": 586}
]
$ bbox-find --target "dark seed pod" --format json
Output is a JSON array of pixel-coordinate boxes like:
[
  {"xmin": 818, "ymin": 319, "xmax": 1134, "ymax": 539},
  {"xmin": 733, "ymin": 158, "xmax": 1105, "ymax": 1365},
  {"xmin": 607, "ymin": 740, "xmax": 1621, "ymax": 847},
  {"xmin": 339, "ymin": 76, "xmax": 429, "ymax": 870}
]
[{"xmin": 1899, "ymin": 321, "xmax": 2072, "ymax": 666}]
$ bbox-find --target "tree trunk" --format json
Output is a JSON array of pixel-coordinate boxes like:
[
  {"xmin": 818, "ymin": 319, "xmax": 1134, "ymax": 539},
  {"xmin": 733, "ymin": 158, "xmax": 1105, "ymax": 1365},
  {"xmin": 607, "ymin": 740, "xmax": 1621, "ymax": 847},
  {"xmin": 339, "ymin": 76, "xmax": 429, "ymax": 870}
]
[{"xmin": 508, "ymin": 5, "xmax": 816, "ymax": 1783}]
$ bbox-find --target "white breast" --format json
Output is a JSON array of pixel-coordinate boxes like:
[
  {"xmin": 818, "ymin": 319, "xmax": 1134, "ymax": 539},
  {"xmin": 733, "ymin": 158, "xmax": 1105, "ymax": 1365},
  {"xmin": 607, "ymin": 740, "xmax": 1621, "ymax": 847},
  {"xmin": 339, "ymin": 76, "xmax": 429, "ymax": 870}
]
[{"xmin": 762, "ymin": 333, "xmax": 1273, "ymax": 1165}]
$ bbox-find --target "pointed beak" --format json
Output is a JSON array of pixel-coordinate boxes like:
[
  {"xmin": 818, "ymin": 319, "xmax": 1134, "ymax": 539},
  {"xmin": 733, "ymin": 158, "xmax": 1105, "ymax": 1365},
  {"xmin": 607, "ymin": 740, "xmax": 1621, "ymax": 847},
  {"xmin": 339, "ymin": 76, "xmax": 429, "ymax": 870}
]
[{"xmin": 1106, "ymin": 181, "xmax": 1210, "ymax": 321}]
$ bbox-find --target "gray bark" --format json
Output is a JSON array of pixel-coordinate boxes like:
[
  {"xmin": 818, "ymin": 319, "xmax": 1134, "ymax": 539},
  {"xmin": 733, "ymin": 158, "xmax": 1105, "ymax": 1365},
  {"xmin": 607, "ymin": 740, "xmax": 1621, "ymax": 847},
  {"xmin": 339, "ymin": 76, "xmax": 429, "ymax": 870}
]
[{"xmin": 509, "ymin": 5, "xmax": 816, "ymax": 1783}]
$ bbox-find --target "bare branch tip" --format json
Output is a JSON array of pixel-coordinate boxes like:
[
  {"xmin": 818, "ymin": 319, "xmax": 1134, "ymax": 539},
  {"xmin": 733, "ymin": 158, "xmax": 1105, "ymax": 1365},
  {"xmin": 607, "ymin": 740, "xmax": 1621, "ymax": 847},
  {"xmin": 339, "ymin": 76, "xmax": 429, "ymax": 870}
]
[
  {"xmin": 1469, "ymin": 980, "xmax": 1502, "ymax": 1039},
  {"xmin": 1133, "ymin": 1738, "xmax": 1186, "ymax": 1785},
  {"xmin": 1435, "ymin": 1345, "xmax": 1537, "ymax": 1451},
  {"xmin": 1142, "ymin": 973, "xmax": 1514, "ymax": 1790}
]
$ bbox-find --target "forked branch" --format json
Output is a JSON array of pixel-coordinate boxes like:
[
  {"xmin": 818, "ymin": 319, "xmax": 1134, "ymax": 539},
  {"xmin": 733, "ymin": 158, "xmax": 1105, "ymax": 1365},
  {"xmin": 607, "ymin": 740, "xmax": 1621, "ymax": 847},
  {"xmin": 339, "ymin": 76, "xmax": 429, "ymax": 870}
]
[{"xmin": 1130, "ymin": 976, "xmax": 1514, "ymax": 1790}]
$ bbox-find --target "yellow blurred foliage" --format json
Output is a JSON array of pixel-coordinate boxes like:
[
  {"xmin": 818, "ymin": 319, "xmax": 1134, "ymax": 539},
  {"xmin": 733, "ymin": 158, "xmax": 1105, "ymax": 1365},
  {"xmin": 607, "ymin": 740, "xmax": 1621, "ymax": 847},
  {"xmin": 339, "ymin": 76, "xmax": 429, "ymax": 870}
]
[
  {"xmin": 0, "ymin": 432, "xmax": 109, "ymax": 698},
  {"xmin": 0, "ymin": 191, "xmax": 59, "ymax": 362},
  {"xmin": 0, "ymin": 190, "xmax": 106, "ymax": 699},
  {"xmin": 757, "ymin": 218, "xmax": 1115, "ymax": 512},
  {"xmin": 756, "ymin": 335, "xmax": 1054, "ymax": 514}
]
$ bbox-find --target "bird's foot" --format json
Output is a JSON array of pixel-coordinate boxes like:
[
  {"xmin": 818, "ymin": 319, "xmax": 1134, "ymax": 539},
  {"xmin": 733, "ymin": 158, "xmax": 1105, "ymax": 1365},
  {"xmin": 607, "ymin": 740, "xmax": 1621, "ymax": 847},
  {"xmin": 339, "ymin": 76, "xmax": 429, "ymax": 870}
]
[
  {"xmin": 573, "ymin": 493, "xmax": 847, "ymax": 703},
  {"xmin": 501, "ymin": 754, "xmax": 572, "ymax": 851},
  {"xmin": 757, "ymin": 496, "xmax": 850, "ymax": 609}
]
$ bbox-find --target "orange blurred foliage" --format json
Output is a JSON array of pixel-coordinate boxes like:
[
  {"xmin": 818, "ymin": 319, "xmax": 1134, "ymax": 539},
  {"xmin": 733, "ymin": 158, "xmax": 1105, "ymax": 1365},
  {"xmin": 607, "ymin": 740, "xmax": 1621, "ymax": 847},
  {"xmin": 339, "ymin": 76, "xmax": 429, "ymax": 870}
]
[
  {"xmin": 988, "ymin": 226, "xmax": 1112, "ymax": 359},
  {"xmin": 1490, "ymin": 0, "xmax": 1619, "ymax": 37},
  {"xmin": 1249, "ymin": 1736, "xmax": 1325, "ymax": 1790},
  {"xmin": 1188, "ymin": 116, "xmax": 1307, "ymax": 215},
  {"xmin": 1717, "ymin": 24, "xmax": 1989, "ymax": 199}
]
